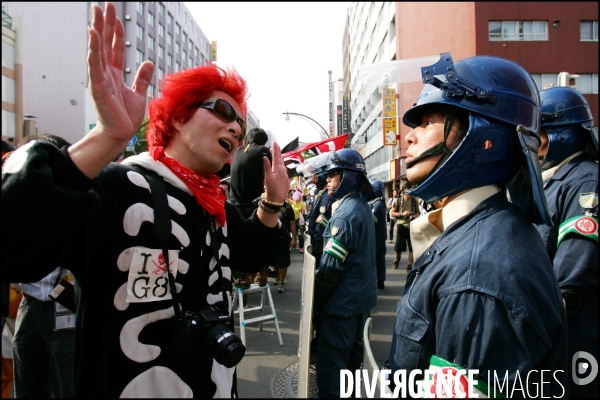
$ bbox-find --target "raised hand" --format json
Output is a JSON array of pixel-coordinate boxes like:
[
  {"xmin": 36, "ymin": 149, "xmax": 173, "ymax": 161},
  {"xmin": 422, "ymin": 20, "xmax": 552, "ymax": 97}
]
[
  {"xmin": 68, "ymin": 2, "xmax": 154, "ymax": 178},
  {"xmin": 88, "ymin": 2, "xmax": 154, "ymax": 143},
  {"xmin": 262, "ymin": 142, "xmax": 290, "ymax": 204}
]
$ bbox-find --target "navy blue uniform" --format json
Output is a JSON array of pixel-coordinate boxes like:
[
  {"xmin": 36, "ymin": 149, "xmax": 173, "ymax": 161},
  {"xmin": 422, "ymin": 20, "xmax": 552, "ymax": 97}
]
[
  {"xmin": 535, "ymin": 154, "xmax": 598, "ymax": 397},
  {"xmin": 389, "ymin": 192, "xmax": 567, "ymax": 398},
  {"xmin": 315, "ymin": 192, "xmax": 377, "ymax": 398},
  {"xmin": 369, "ymin": 196, "xmax": 387, "ymax": 282},
  {"xmin": 306, "ymin": 189, "xmax": 333, "ymax": 266}
]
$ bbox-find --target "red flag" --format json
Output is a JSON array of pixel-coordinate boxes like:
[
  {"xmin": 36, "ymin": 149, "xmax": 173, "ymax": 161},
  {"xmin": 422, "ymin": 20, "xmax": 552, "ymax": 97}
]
[{"xmin": 294, "ymin": 134, "xmax": 348, "ymax": 156}]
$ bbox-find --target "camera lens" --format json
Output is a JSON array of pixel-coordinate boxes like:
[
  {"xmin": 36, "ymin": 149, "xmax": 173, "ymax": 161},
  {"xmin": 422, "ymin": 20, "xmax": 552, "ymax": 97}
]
[{"xmin": 204, "ymin": 324, "xmax": 246, "ymax": 368}]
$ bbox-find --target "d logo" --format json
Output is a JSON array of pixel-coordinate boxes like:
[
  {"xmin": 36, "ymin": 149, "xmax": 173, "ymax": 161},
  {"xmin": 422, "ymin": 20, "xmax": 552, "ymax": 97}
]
[{"xmin": 572, "ymin": 351, "xmax": 598, "ymax": 386}]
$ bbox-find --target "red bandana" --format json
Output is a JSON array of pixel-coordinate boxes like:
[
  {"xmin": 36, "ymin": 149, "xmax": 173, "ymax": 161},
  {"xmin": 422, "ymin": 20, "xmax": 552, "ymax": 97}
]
[{"xmin": 150, "ymin": 146, "xmax": 226, "ymax": 226}]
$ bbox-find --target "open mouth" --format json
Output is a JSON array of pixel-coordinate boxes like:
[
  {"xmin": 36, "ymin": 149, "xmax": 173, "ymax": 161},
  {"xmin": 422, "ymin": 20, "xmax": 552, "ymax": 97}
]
[{"xmin": 218, "ymin": 138, "xmax": 232, "ymax": 152}]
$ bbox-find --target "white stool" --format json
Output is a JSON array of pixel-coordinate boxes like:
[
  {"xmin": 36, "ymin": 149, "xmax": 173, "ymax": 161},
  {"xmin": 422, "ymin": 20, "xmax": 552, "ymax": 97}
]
[{"xmin": 232, "ymin": 283, "xmax": 283, "ymax": 346}]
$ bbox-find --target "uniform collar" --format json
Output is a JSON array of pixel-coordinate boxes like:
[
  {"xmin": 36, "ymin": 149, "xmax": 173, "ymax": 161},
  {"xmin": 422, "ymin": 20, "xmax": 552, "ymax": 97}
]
[
  {"xmin": 541, "ymin": 151, "xmax": 584, "ymax": 181},
  {"xmin": 411, "ymin": 185, "xmax": 501, "ymax": 260},
  {"xmin": 331, "ymin": 191, "xmax": 357, "ymax": 215}
]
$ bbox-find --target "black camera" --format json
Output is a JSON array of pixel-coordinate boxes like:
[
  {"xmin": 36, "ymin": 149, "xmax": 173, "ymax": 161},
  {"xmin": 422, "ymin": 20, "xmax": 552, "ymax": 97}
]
[{"xmin": 172, "ymin": 308, "xmax": 246, "ymax": 368}]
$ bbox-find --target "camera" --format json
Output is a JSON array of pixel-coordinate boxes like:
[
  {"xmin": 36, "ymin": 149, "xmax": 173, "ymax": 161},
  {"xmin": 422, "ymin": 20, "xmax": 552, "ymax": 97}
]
[{"xmin": 172, "ymin": 308, "xmax": 246, "ymax": 368}]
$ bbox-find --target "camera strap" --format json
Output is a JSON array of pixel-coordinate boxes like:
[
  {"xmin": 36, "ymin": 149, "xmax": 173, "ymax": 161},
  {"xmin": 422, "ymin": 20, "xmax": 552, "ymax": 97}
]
[
  {"xmin": 144, "ymin": 169, "xmax": 181, "ymax": 320},
  {"xmin": 208, "ymin": 217, "xmax": 230, "ymax": 310},
  {"xmin": 144, "ymin": 169, "xmax": 229, "ymax": 316}
]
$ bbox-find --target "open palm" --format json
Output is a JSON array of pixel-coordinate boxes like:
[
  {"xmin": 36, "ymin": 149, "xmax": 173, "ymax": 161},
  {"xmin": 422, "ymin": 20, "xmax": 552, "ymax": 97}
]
[{"xmin": 88, "ymin": 3, "xmax": 154, "ymax": 143}]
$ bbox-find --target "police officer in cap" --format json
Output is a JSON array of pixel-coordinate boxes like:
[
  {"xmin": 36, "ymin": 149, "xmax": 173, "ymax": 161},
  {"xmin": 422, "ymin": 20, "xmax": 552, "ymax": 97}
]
[
  {"xmin": 535, "ymin": 86, "xmax": 598, "ymax": 397},
  {"xmin": 387, "ymin": 54, "xmax": 567, "ymax": 397},
  {"xmin": 313, "ymin": 149, "xmax": 377, "ymax": 398}
]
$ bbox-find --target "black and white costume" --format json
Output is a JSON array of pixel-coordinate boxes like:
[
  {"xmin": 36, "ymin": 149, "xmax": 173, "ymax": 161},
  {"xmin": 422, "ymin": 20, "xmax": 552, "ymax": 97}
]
[{"xmin": 1, "ymin": 141, "xmax": 290, "ymax": 398}]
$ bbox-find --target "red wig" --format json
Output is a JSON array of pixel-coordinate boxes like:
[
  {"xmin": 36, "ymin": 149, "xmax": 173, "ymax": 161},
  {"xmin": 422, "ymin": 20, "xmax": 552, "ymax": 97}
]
[{"xmin": 147, "ymin": 64, "xmax": 248, "ymax": 150}]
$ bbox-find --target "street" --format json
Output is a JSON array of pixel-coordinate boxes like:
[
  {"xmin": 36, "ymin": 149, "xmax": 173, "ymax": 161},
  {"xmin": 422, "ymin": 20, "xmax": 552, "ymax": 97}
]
[{"xmin": 235, "ymin": 240, "xmax": 407, "ymax": 398}]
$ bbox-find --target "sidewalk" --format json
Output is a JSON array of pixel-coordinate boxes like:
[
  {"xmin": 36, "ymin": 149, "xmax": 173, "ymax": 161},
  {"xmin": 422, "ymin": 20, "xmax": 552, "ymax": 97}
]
[{"xmin": 235, "ymin": 240, "xmax": 408, "ymax": 398}]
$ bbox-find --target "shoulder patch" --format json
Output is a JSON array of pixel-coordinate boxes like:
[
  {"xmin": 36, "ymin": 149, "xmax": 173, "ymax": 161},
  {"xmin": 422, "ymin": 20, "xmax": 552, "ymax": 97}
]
[
  {"xmin": 579, "ymin": 193, "xmax": 598, "ymax": 209},
  {"xmin": 558, "ymin": 215, "xmax": 598, "ymax": 246},
  {"xmin": 320, "ymin": 206, "xmax": 326, "ymax": 214},
  {"xmin": 330, "ymin": 226, "xmax": 340, "ymax": 236}
]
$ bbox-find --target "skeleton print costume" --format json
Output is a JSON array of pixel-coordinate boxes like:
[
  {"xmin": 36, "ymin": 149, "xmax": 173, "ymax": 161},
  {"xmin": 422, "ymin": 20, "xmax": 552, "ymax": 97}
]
[{"xmin": 1, "ymin": 141, "xmax": 291, "ymax": 398}]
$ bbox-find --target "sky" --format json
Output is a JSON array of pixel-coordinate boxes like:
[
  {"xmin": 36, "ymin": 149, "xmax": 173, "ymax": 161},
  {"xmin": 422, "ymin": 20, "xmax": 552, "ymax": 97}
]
[{"xmin": 185, "ymin": 2, "xmax": 350, "ymax": 148}]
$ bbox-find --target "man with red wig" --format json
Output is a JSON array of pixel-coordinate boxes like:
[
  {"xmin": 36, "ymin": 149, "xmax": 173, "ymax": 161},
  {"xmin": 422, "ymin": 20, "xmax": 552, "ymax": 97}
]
[{"xmin": 1, "ymin": 2, "xmax": 290, "ymax": 398}]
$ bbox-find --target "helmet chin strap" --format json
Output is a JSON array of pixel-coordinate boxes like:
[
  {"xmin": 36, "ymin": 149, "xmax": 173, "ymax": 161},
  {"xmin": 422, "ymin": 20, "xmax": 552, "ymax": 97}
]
[{"xmin": 405, "ymin": 109, "xmax": 457, "ymax": 178}]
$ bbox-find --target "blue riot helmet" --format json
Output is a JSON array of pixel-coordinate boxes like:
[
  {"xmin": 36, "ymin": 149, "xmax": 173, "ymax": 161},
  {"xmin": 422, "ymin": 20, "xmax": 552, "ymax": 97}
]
[
  {"xmin": 539, "ymin": 86, "xmax": 598, "ymax": 171},
  {"xmin": 324, "ymin": 149, "xmax": 374, "ymax": 201},
  {"xmin": 298, "ymin": 152, "xmax": 331, "ymax": 189},
  {"xmin": 370, "ymin": 180, "xmax": 384, "ymax": 198},
  {"xmin": 402, "ymin": 53, "xmax": 552, "ymax": 226}
]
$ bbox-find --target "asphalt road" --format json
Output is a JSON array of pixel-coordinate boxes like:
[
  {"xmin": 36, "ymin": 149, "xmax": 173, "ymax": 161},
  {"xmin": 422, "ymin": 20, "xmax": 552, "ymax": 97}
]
[{"xmin": 234, "ymin": 239, "xmax": 409, "ymax": 398}]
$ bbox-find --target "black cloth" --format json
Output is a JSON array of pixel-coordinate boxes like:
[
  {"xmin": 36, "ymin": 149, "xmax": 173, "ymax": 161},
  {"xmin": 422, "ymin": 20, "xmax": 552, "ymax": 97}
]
[
  {"xmin": 1, "ymin": 142, "xmax": 291, "ymax": 398},
  {"xmin": 229, "ymin": 143, "xmax": 272, "ymax": 208},
  {"xmin": 272, "ymin": 201, "xmax": 296, "ymax": 269},
  {"xmin": 394, "ymin": 224, "xmax": 413, "ymax": 253}
]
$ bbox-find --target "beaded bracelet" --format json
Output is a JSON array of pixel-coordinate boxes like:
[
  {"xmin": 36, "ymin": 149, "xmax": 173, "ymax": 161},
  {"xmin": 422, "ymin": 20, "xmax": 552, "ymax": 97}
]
[
  {"xmin": 258, "ymin": 200, "xmax": 281, "ymax": 213},
  {"xmin": 260, "ymin": 195, "xmax": 284, "ymax": 207}
]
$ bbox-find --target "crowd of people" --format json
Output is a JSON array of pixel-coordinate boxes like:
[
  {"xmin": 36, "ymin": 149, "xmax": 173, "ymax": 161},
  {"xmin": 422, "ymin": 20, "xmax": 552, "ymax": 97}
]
[{"xmin": 1, "ymin": 2, "xmax": 597, "ymax": 398}]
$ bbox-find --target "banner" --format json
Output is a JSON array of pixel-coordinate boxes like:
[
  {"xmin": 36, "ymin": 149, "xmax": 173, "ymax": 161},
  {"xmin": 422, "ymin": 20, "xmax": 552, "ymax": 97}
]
[
  {"xmin": 342, "ymin": 97, "xmax": 349, "ymax": 133},
  {"xmin": 382, "ymin": 88, "xmax": 397, "ymax": 146}
]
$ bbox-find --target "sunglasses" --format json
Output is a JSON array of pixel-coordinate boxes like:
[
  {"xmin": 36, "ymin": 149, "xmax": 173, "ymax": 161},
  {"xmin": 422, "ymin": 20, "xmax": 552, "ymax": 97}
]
[
  {"xmin": 326, "ymin": 171, "xmax": 342, "ymax": 178},
  {"xmin": 197, "ymin": 99, "xmax": 247, "ymax": 141}
]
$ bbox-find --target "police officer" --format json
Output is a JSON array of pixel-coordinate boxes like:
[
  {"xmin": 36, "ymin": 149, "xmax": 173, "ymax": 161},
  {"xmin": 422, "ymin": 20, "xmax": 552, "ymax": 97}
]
[
  {"xmin": 305, "ymin": 156, "xmax": 334, "ymax": 268},
  {"xmin": 387, "ymin": 54, "xmax": 567, "ymax": 397},
  {"xmin": 535, "ymin": 86, "xmax": 598, "ymax": 397},
  {"xmin": 369, "ymin": 180, "xmax": 387, "ymax": 289},
  {"xmin": 314, "ymin": 149, "xmax": 377, "ymax": 398}
]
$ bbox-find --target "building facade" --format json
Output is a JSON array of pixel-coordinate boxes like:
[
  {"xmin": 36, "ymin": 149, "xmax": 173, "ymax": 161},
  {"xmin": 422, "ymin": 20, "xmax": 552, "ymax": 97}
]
[
  {"xmin": 2, "ymin": 2, "xmax": 213, "ymax": 145},
  {"xmin": 345, "ymin": 2, "xmax": 398, "ymax": 189},
  {"xmin": 344, "ymin": 2, "xmax": 598, "ymax": 188},
  {"xmin": 2, "ymin": 10, "xmax": 24, "ymax": 145}
]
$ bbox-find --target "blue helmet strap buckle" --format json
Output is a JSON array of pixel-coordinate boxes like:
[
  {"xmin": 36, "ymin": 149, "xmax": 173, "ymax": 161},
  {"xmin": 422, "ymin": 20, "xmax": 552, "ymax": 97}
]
[
  {"xmin": 508, "ymin": 125, "xmax": 553, "ymax": 226},
  {"xmin": 422, "ymin": 53, "xmax": 495, "ymax": 102}
]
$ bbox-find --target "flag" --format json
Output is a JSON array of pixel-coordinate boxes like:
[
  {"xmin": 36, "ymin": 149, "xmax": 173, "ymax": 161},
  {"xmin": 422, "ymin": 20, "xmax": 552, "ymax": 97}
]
[
  {"xmin": 281, "ymin": 136, "xmax": 300, "ymax": 154},
  {"xmin": 283, "ymin": 152, "xmax": 304, "ymax": 179},
  {"xmin": 294, "ymin": 134, "xmax": 348, "ymax": 156}
]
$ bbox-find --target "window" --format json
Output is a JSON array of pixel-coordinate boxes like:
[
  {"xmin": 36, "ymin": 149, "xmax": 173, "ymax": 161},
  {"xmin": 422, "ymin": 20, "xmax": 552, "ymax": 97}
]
[
  {"xmin": 175, "ymin": 61, "xmax": 180, "ymax": 73},
  {"xmin": 148, "ymin": 84, "xmax": 154, "ymax": 98},
  {"xmin": 158, "ymin": 23, "xmax": 164, "ymax": 37},
  {"xmin": 176, "ymin": 43, "xmax": 179, "ymax": 54},
  {"xmin": 167, "ymin": 13, "xmax": 172, "ymax": 26},
  {"xmin": 183, "ymin": 33, "xmax": 187, "ymax": 44},
  {"xmin": 158, "ymin": 45, "xmax": 164, "ymax": 59},
  {"xmin": 136, "ymin": 24, "xmax": 143, "ymax": 41},
  {"xmin": 189, "ymin": 56, "xmax": 192, "ymax": 68},
  {"xmin": 194, "ymin": 47, "xmax": 198, "ymax": 58},
  {"xmin": 176, "ymin": 23, "xmax": 180, "ymax": 36},
  {"xmin": 184, "ymin": 12, "xmax": 187, "ymax": 25},
  {"xmin": 148, "ymin": 12, "xmax": 154, "ymax": 27},
  {"xmin": 177, "ymin": 2, "xmax": 180, "ymax": 14},
  {"xmin": 580, "ymin": 21, "xmax": 599, "ymax": 41},
  {"xmin": 137, "ymin": 2, "xmax": 144, "ymax": 15},
  {"xmin": 158, "ymin": 2, "xmax": 164, "ymax": 15},
  {"xmin": 530, "ymin": 73, "xmax": 559, "ymax": 90},
  {"xmin": 136, "ymin": 49, "xmax": 143, "ymax": 66},
  {"xmin": 168, "ymin": 54, "xmax": 172, "ymax": 68},
  {"xmin": 167, "ymin": 33, "xmax": 172, "ymax": 46},
  {"xmin": 489, "ymin": 21, "xmax": 548, "ymax": 41},
  {"xmin": 182, "ymin": 50, "xmax": 186, "ymax": 64},
  {"xmin": 148, "ymin": 36, "xmax": 154, "ymax": 50},
  {"xmin": 158, "ymin": 67, "xmax": 163, "ymax": 82},
  {"xmin": 576, "ymin": 74, "xmax": 599, "ymax": 94}
]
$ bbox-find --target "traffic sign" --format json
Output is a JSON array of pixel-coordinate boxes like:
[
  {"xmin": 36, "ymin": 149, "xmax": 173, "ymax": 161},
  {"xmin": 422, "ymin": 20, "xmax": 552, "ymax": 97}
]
[{"xmin": 127, "ymin": 136, "xmax": 138, "ymax": 147}]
